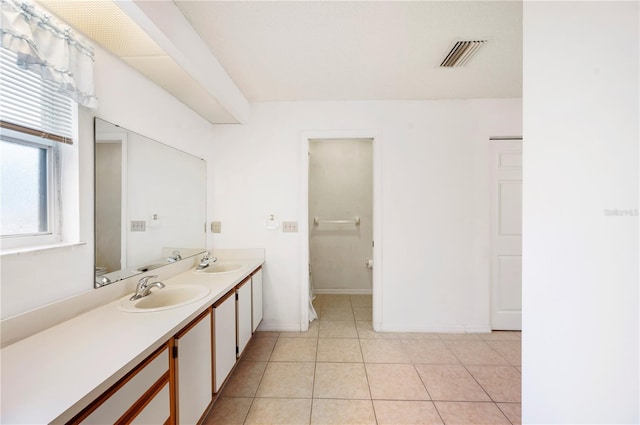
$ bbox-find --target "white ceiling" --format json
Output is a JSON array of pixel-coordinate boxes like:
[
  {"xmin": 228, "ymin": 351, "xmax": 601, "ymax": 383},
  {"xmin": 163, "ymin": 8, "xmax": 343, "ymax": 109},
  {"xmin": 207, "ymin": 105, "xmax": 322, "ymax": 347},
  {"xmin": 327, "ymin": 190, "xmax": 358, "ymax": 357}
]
[
  {"xmin": 175, "ymin": 1, "xmax": 523, "ymax": 102},
  {"xmin": 36, "ymin": 1, "xmax": 522, "ymax": 123}
]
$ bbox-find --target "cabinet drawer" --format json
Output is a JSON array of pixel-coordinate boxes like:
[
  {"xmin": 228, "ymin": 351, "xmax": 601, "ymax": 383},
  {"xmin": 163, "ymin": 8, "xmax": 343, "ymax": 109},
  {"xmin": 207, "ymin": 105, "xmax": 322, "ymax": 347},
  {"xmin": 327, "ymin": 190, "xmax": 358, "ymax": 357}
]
[
  {"xmin": 130, "ymin": 381, "xmax": 170, "ymax": 425},
  {"xmin": 72, "ymin": 346, "xmax": 169, "ymax": 424}
]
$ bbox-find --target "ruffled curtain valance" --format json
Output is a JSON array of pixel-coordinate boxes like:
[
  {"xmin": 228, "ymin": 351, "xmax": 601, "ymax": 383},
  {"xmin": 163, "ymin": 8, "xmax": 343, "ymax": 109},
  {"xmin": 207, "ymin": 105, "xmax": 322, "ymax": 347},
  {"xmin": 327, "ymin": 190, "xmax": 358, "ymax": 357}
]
[{"xmin": 0, "ymin": 0, "xmax": 98, "ymax": 108}]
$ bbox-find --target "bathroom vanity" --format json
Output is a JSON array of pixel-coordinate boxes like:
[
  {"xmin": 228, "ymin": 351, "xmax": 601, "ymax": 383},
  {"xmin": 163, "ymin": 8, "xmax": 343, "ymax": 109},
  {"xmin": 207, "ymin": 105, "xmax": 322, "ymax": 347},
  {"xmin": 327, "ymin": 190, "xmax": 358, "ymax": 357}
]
[{"xmin": 0, "ymin": 252, "xmax": 264, "ymax": 424}]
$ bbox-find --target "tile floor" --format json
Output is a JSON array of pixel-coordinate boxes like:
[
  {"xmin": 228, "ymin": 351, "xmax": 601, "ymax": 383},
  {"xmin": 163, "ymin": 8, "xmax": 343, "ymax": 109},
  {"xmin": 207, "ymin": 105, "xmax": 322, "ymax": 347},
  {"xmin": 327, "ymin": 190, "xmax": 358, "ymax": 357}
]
[{"xmin": 203, "ymin": 294, "xmax": 521, "ymax": 425}]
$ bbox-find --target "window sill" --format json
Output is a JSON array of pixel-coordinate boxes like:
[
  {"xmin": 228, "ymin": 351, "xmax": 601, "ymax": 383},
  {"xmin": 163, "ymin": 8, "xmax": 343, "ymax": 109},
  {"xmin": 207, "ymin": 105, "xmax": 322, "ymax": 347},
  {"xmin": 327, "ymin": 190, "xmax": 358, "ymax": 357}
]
[{"xmin": 1, "ymin": 241, "xmax": 87, "ymax": 257}]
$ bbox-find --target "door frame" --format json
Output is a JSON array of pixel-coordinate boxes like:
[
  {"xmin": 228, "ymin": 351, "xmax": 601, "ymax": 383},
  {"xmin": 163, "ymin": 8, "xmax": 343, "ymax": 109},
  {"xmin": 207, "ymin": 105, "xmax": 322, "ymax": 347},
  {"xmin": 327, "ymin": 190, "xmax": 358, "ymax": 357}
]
[{"xmin": 299, "ymin": 130, "xmax": 383, "ymax": 331}]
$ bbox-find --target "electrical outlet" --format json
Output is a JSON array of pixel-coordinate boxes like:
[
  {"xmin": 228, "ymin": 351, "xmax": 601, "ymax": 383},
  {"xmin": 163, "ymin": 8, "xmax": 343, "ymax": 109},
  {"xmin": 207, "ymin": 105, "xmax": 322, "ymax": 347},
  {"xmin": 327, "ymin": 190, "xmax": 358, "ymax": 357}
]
[
  {"xmin": 131, "ymin": 220, "xmax": 146, "ymax": 232},
  {"xmin": 211, "ymin": 221, "xmax": 222, "ymax": 233},
  {"xmin": 282, "ymin": 221, "xmax": 298, "ymax": 233}
]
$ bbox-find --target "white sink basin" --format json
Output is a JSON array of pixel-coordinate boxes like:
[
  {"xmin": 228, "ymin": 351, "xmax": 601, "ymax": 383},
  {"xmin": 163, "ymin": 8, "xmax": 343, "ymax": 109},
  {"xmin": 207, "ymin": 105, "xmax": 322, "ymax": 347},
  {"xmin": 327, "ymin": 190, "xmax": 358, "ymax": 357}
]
[
  {"xmin": 119, "ymin": 284, "xmax": 210, "ymax": 313},
  {"xmin": 193, "ymin": 262, "xmax": 244, "ymax": 274}
]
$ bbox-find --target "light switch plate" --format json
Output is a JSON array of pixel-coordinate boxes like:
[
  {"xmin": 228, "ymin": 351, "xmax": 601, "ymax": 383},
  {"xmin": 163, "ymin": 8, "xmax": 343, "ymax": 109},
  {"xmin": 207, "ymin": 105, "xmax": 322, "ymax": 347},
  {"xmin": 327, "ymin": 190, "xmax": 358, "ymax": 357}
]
[
  {"xmin": 282, "ymin": 221, "xmax": 298, "ymax": 233},
  {"xmin": 211, "ymin": 221, "xmax": 222, "ymax": 233},
  {"xmin": 131, "ymin": 220, "xmax": 146, "ymax": 232}
]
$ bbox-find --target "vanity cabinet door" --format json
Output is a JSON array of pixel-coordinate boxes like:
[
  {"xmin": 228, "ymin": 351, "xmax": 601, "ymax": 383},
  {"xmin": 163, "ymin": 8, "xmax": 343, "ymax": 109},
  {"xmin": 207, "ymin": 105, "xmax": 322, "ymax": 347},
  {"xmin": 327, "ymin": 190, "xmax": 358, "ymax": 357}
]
[
  {"xmin": 175, "ymin": 309, "xmax": 213, "ymax": 425},
  {"xmin": 213, "ymin": 290, "xmax": 236, "ymax": 393},
  {"xmin": 72, "ymin": 345, "xmax": 170, "ymax": 425},
  {"xmin": 236, "ymin": 278, "xmax": 252, "ymax": 357},
  {"xmin": 251, "ymin": 268, "xmax": 263, "ymax": 332}
]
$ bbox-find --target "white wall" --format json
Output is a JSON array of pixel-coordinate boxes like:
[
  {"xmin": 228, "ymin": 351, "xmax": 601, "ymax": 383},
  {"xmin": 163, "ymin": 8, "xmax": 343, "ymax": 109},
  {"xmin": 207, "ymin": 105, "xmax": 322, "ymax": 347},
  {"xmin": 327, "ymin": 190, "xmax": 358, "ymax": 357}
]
[
  {"xmin": 523, "ymin": 1, "xmax": 639, "ymax": 423},
  {"xmin": 309, "ymin": 139, "xmax": 373, "ymax": 294},
  {"xmin": 210, "ymin": 99, "xmax": 522, "ymax": 331},
  {"xmin": 0, "ymin": 44, "xmax": 215, "ymax": 319}
]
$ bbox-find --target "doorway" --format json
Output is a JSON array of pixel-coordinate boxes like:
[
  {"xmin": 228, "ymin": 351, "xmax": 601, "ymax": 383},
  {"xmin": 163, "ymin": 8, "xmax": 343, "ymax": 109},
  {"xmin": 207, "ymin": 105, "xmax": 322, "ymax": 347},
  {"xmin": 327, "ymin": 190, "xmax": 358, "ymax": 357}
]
[
  {"xmin": 299, "ymin": 131, "xmax": 382, "ymax": 331},
  {"xmin": 309, "ymin": 139, "xmax": 373, "ymax": 299}
]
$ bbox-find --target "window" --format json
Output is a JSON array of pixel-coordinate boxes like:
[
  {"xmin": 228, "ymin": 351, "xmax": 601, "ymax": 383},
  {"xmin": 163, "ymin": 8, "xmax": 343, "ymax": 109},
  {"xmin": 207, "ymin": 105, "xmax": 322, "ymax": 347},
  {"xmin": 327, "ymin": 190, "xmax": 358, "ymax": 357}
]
[{"xmin": 0, "ymin": 48, "xmax": 75, "ymax": 250}]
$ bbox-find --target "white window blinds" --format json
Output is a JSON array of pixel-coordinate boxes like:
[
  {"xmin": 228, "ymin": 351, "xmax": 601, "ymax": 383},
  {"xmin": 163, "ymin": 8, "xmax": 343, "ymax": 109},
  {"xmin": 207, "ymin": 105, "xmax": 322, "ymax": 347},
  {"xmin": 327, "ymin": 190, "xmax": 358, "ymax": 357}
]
[{"xmin": 0, "ymin": 48, "xmax": 74, "ymax": 144}]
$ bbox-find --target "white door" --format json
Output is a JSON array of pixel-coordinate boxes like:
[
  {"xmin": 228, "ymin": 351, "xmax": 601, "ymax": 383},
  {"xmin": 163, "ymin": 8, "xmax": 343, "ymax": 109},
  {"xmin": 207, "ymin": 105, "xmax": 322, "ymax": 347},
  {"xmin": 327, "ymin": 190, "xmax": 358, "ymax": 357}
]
[
  {"xmin": 490, "ymin": 139, "xmax": 522, "ymax": 330},
  {"xmin": 213, "ymin": 292, "xmax": 236, "ymax": 393},
  {"xmin": 236, "ymin": 279, "xmax": 252, "ymax": 357},
  {"xmin": 176, "ymin": 310, "xmax": 212, "ymax": 425},
  {"xmin": 251, "ymin": 268, "xmax": 263, "ymax": 332}
]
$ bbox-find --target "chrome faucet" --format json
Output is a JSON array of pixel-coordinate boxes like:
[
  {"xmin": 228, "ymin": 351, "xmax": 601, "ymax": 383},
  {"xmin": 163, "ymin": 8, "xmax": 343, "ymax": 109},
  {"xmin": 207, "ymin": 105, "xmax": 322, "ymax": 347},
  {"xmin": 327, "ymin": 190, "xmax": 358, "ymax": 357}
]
[
  {"xmin": 168, "ymin": 250, "xmax": 182, "ymax": 262},
  {"xmin": 196, "ymin": 251, "xmax": 217, "ymax": 270},
  {"xmin": 130, "ymin": 275, "xmax": 165, "ymax": 301}
]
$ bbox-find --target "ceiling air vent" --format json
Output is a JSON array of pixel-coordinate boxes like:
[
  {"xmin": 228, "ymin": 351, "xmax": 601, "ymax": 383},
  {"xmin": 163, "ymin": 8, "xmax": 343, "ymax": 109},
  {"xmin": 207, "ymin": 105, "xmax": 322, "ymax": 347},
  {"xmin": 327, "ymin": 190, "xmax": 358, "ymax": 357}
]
[{"xmin": 440, "ymin": 40, "xmax": 487, "ymax": 67}]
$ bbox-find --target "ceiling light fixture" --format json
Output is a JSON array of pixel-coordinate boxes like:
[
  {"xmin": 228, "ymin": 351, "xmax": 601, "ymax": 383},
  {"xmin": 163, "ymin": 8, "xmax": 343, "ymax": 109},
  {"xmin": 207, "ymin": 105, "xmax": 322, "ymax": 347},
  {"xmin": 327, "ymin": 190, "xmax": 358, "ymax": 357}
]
[{"xmin": 440, "ymin": 40, "xmax": 487, "ymax": 67}]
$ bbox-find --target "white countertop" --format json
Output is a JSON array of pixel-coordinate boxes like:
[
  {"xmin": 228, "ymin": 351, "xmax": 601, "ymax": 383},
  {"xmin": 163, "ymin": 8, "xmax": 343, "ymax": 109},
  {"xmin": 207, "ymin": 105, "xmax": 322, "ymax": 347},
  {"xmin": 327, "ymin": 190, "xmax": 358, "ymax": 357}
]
[{"xmin": 0, "ymin": 257, "xmax": 263, "ymax": 424}]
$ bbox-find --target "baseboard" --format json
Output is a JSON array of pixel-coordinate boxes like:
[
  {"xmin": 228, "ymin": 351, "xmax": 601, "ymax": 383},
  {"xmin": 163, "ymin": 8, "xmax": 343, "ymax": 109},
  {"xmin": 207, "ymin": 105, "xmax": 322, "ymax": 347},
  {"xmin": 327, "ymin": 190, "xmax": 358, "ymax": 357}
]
[
  {"xmin": 465, "ymin": 325, "xmax": 492, "ymax": 334},
  {"xmin": 314, "ymin": 288, "xmax": 372, "ymax": 295}
]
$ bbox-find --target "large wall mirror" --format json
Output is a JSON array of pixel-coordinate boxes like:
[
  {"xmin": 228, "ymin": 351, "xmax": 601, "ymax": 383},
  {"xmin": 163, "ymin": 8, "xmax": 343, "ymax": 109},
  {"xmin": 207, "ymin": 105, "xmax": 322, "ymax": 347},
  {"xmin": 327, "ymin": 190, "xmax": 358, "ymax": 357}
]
[{"xmin": 94, "ymin": 118, "xmax": 206, "ymax": 287}]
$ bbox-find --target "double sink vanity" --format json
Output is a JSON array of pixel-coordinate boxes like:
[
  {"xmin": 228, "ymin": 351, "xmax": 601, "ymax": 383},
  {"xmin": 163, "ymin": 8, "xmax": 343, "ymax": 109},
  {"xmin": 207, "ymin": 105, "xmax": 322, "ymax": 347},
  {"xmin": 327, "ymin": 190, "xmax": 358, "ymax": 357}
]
[{"xmin": 1, "ymin": 250, "xmax": 265, "ymax": 424}]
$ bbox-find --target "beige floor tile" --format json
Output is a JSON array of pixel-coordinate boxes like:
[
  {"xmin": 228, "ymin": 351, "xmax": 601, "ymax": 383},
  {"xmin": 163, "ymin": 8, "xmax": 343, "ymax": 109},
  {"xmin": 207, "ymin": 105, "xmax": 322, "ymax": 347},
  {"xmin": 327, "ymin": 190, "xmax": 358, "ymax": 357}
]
[
  {"xmin": 403, "ymin": 339, "xmax": 460, "ymax": 364},
  {"xmin": 355, "ymin": 320, "xmax": 381, "ymax": 339},
  {"xmin": 280, "ymin": 320, "xmax": 319, "ymax": 338},
  {"xmin": 317, "ymin": 338, "xmax": 363, "ymax": 362},
  {"xmin": 354, "ymin": 322, "xmax": 422, "ymax": 339},
  {"xmin": 366, "ymin": 363, "xmax": 429, "ymax": 400},
  {"xmin": 320, "ymin": 306, "xmax": 355, "ymax": 321},
  {"xmin": 253, "ymin": 331, "xmax": 280, "ymax": 338},
  {"xmin": 311, "ymin": 399, "xmax": 376, "ymax": 425},
  {"xmin": 202, "ymin": 397, "xmax": 252, "ymax": 425},
  {"xmin": 244, "ymin": 398, "xmax": 312, "ymax": 425},
  {"xmin": 255, "ymin": 362, "xmax": 315, "ymax": 398},
  {"xmin": 498, "ymin": 402, "xmax": 522, "ymax": 424},
  {"xmin": 360, "ymin": 339, "xmax": 411, "ymax": 363},
  {"xmin": 350, "ymin": 295, "xmax": 372, "ymax": 307},
  {"xmin": 434, "ymin": 401, "xmax": 511, "ymax": 424},
  {"xmin": 478, "ymin": 331, "xmax": 521, "ymax": 341},
  {"xmin": 438, "ymin": 333, "xmax": 481, "ymax": 341},
  {"xmin": 414, "ymin": 364, "xmax": 490, "ymax": 402},
  {"xmin": 270, "ymin": 337, "xmax": 318, "ymax": 362},
  {"xmin": 444, "ymin": 340, "xmax": 508, "ymax": 365},
  {"xmin": 403, "ymin": 332, "xmax": 442, "ymax": 340},
  {"xmin": 467, "ymin": 366, "xmax": 521, "ymax": 403},
  {"xmin": 319, "ymin": 320, "xmax": 358, "ymax": 338},
  {"xmin": 319, "ymin": 295, "xmax": 352, "ymax": 308},
  {"xmin": 314, "ymin": 362, "xmax": 371, "ymax": 399},
  {"xmin": 421, "ymin": 333, "xmax": 443, "ymax": 340},
  {"xmin": 353, "ymin": 307, "xmax": 372, "ymax": 321},
  {"xmin": 486, "ymin": 340, "xmax": 521, "ymax": 366},
  {"xmin": 221, "ymin": 361, "xmax": 267, "ymax": 397},
  {"xmin": 242, "ymin": 337, "xmax": 277, "ymax": 361},
  {"xmin": 374, "ymin": 400, "xmax": 443, "ymax": 425}
]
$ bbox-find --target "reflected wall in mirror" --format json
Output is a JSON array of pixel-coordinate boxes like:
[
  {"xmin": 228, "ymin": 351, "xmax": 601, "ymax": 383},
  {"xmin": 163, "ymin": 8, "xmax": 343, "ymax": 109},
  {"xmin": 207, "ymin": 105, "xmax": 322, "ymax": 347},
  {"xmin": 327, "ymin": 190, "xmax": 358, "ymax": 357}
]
[{"xmin": 94, "ymin": 118, "xmax": 206, "ymax": 287}]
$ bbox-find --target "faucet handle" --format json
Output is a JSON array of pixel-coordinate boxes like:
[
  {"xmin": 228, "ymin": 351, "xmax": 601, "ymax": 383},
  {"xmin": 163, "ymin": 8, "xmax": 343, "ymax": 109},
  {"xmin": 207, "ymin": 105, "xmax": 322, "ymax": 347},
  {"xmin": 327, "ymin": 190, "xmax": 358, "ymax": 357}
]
[{"xmin": 138, "ymin": 275, "xmax": 158, "ymax": 286}]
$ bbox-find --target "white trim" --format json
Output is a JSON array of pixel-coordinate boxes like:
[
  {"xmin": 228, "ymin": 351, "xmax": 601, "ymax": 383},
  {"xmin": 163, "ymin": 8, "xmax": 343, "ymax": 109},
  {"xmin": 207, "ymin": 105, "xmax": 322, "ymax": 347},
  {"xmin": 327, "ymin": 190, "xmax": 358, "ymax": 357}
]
[
  {"xmin": 300, "ymin": 129, "xmax": 383, "ymax": 333},
  {"xmin": 0, "ymin": 241, "xmax": 86, "ymax": 257}
]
